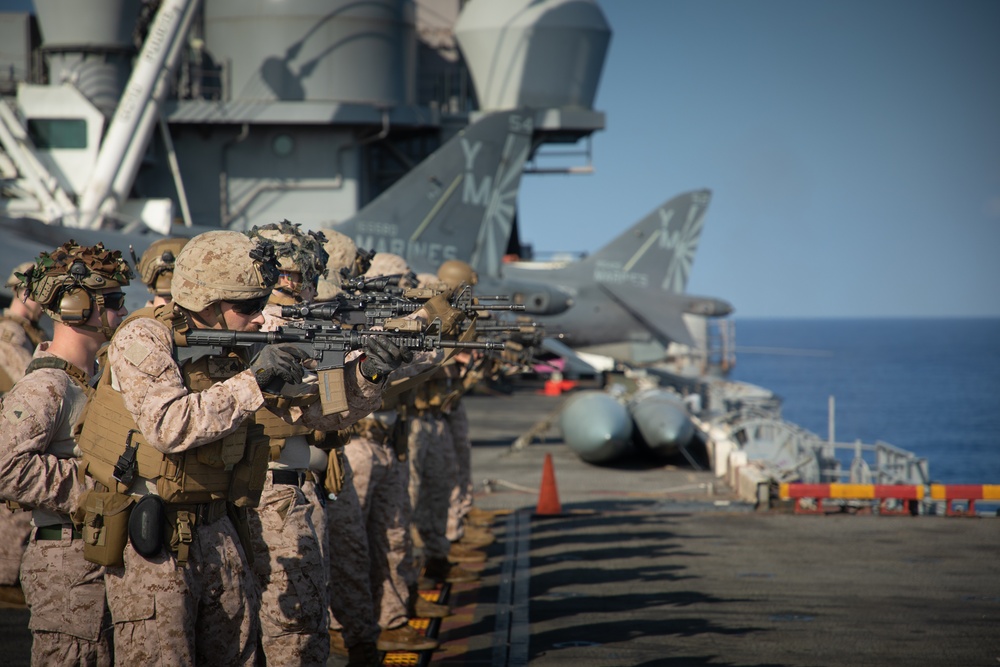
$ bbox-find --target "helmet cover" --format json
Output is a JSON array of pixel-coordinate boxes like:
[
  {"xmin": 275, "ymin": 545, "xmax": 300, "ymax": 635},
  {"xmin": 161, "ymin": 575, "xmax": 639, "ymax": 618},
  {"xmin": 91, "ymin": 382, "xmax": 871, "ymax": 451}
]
[{"xmin": 171, "ymin": 231, "xmax": 280, "ymax": 312}]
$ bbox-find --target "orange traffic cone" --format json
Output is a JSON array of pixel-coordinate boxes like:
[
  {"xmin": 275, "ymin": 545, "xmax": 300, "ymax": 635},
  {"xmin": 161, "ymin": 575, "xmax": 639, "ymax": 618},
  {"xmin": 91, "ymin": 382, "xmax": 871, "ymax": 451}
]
[{"xmin": 535, "ymin": 453, "xmax": 563, "ymax": 515}]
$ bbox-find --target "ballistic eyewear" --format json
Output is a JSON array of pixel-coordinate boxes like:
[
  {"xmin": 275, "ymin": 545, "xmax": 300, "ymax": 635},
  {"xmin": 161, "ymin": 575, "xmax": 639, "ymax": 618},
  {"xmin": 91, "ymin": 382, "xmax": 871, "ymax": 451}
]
[
  {"xmin": 229, "ymin": 296, "xmax": 269, "ymax": 315},
  {"xmin": 101, "ymin": 292, "xmax": 127, "ymax": 311}
]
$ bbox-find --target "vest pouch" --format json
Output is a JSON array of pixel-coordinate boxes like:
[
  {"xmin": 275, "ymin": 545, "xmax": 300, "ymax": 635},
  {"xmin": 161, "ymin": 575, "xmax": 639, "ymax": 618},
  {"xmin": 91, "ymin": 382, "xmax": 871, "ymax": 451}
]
[
  {"xmin": 195, "ymin": 423, "xmax": 247, "ymax": 469},
  {"xmin": 80, "ymin": 490, "xmax": 135, "ymax": 567},
  {"xmin": 229, "ymin": 422, "xmax": 270, "ymax": 508},
  {"xmin": 156, "ymin": 452, "xmax": 231, "ymax": 504},
  {"xmin": 156, "ymin": 424, "xmax": 249, "ymax": 503},
  {"xmin": 325, "ymin": 447, "xmax": 347, "ymax": 497}
]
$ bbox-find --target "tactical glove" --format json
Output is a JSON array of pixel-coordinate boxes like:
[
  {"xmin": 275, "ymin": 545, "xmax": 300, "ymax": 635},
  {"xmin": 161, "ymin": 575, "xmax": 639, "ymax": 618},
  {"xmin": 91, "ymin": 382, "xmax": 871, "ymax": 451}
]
[
  {"xmin": 250, "ymin": 343, "xmax": 309, "ymax": 389},
  {"xmin": 420, "ymin": 293, "xmax": 466, "ymax": 335},
  {"xmin": 360, "ymin": 336, "xmax": 414, "ymax": 383}
]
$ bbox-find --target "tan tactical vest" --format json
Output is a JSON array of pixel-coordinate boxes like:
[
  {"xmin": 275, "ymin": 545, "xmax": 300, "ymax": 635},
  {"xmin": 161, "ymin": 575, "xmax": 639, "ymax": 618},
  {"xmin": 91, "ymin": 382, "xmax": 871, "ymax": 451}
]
[
  {"xmin": 255, "ymin": 408, "xmax": 316, "ymax": 461},
  {"xmin": 76, "ymin": 305, "xmax": 268, "ymax": 507}
]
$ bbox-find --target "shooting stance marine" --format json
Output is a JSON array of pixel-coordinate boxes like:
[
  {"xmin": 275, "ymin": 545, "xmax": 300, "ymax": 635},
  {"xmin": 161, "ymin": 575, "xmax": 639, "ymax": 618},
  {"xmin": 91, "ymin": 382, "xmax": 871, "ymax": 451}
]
[{"xmin": 76, "ymin": 230, "xmax": 396, "ymax": 665}]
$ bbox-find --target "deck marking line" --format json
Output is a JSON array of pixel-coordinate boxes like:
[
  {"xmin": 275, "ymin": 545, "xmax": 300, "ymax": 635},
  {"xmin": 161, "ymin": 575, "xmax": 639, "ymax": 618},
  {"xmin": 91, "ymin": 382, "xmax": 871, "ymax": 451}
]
[{"xmin": 492, "ymin": 508, "xmax": 531, "ymax": 666}]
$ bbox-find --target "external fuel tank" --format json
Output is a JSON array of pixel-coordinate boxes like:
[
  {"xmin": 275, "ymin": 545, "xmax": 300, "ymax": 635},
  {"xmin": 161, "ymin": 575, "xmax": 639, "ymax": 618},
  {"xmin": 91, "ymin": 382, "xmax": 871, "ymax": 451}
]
[
  {"xmin": 627, "ymin": 389, "xmax": 696, "ymax": 459},
  {"xmin": 559, "ymin": 390, "xmax": 634, "ymax": 465}
]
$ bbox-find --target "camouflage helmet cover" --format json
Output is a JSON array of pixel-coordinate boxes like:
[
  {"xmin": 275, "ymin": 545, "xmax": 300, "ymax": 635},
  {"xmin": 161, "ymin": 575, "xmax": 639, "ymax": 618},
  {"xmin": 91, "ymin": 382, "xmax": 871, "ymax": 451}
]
[
  {"xmin": 364, "ymin": 253, "xmax": 409, "ymax": 280},
  {"xmin": 437, "ymin": 259, "xmax": 478, "ymax": 288},
  {"xmin": 415, "ymin": 272, "xmax": 441, "ymax": 290},
  {"xmin": 17, "ymin": 241, "xmax": 133, "ymax": 322},
  {"xmin": 320, "ymin": 228, "xmax": 357, "ymax": 275},
  {"xmin": 171, "ymin": 230, "xmax": 280, "ymax": 312},
  {"xmin": 138, "ymin": 237, "xmax": 189, "ymax": 296},
  {"xmin": 246, "ymin": 220, "xmax": 329, "ymax": 285}
]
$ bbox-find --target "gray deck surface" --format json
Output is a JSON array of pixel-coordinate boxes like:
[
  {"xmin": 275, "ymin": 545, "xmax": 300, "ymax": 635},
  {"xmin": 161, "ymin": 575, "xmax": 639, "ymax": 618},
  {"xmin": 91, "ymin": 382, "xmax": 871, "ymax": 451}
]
[{"xmin": 433, "ymin": 381, "xmax": 1000, "ymax": 667}]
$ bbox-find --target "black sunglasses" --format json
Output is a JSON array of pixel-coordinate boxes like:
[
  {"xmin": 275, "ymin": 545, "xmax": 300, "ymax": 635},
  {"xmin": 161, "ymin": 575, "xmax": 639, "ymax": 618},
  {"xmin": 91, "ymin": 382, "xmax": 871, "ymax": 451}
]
[
  {"xmin": 101, "ymin": 292, "xmax": 127, "ymax": 311},
  {"xmin": 229, "ymin": 296, "xmax": 269, "ymax": 315}
]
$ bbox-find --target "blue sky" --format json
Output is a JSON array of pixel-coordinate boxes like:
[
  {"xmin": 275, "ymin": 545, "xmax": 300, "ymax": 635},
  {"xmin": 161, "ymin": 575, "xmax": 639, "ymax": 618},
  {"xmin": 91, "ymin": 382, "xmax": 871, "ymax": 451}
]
[{"xmin": 517, "ymin": 0, "xmax": 1000, "ymax": 318}]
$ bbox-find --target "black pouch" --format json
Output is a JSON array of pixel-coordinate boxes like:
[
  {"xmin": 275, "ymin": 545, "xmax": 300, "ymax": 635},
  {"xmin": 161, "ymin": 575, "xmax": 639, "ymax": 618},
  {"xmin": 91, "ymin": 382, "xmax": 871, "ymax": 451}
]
[{"xmin": 128, "ymin": 495, "xmax": 166, "ymax": 558}]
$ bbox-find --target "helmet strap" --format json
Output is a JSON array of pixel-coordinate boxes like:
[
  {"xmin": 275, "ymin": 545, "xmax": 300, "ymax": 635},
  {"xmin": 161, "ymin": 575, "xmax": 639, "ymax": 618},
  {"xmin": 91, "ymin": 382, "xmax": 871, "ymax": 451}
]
[{"xmin": 213, "ymin": 302, "xmax": 229, "ymax": 331}]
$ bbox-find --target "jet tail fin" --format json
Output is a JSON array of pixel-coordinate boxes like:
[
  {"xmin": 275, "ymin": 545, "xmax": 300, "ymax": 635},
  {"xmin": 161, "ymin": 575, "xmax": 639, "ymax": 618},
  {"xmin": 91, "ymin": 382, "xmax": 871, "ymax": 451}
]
[
  {"xmin": 584, "ymin": 189, "xmax": 711, "ymax": 294},
  {"xmin": 333, "ymin": 111, "xmax": 535, "ymax": 275}
]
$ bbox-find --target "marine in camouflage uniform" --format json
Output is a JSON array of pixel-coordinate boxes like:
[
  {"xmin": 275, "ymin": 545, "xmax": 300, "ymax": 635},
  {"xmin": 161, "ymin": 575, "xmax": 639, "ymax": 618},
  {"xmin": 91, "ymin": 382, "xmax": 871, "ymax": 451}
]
[
  {"xmin": 90, "ymin": 231, "xmax": 396, "ymax": 666},
  {"xmin": 0, "ymin": 263, "xmax": 47, "ymax": 599},
  {"xmin": 326, "ymin": 252, "xmax": 443, "ymax": 663},
  {"xmin": 245, "ymin": 221, "xmax": 334, "ymax": 666},
  {"xmin": 132, "ymin": 237, "xmax": 189, "ymax": 308},
  {"xmin": 0, "ymin": 242, "xmax": 133, "ymax": 666},
  {"xmin": 409, "ymin": 261, "xmax": 485, "ymax": 584}
]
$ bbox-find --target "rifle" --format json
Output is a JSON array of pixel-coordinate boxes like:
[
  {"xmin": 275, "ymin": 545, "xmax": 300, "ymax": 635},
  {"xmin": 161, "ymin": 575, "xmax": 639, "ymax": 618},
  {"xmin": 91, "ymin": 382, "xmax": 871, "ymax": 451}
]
[
  {"xmin": 281, "ymin": 294, "xmax": 526, "ymax": 331},
  {"xmin": 176, "ymin": 321, "xmax": 503, "ymax": 415}
]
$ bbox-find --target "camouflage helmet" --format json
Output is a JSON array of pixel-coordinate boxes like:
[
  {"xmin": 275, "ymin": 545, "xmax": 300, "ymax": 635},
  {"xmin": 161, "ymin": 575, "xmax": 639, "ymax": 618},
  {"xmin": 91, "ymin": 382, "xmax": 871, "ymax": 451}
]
[
  {"xmin": 171, "ymin": 231, "xmax": 280, "ymax": 312},
  {"xmin": 246, "ymin": 220, "xmax": 329, "ymax": 286},
  {"xmin": 321, "ymin": 228, "xmax": 357, "ymax": 275},
  {"xmin": 314, "ymin": 272, "xmax": 343, "ymax": 302},
  {"xmin": 5, "ymin": 261, "xmax": 35, "ymax": 296},
  {"xmin": 137, "ymin": 237, "xmax": 189, "ymax": 296},
  {"xmin": 437, "ymin": 259, "xmax": 478, "ymax": 288},
  {"xmin": 364, "ymin": 253, "xmax": 409, "ymax": 280},
  {"xmin": 17, "ymin": 241, "xmax": 132, "ymax": 325},
  {"xmin": 415, "ymin": 272, "xmax": 442, "ymax": 290}
]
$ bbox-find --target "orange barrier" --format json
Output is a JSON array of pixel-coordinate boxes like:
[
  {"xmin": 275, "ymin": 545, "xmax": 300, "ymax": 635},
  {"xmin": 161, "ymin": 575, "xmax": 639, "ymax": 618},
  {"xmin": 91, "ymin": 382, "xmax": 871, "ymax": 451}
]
[
  {"xmin": 929, "ymin": 484, "xmax": 1000, "ymax": 517},
  {"xmin": 779, "ymin": 483, "xmax": 924, "ymax": 515}
]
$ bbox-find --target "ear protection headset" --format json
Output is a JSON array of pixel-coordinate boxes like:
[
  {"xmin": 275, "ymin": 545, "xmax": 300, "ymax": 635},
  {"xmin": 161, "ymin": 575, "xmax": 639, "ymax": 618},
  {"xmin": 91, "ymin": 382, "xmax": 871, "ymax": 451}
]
[{"xmin": 55, "ymin": 285, "xmax": 95, "ymax": 323}]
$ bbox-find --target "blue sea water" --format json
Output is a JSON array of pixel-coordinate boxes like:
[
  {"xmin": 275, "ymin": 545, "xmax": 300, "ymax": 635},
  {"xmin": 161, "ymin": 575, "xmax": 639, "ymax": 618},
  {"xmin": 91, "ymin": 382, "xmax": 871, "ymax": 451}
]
[{"xmin": 728, "ymin": 318, "xmax": 1000, "ymax": 484}]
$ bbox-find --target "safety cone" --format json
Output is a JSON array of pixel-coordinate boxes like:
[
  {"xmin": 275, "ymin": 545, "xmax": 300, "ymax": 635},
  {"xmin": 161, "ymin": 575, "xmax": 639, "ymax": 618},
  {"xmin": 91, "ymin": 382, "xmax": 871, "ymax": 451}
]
[{"xmin": 535, "ymin": 453, "xmax": 563, "ymax": 515}]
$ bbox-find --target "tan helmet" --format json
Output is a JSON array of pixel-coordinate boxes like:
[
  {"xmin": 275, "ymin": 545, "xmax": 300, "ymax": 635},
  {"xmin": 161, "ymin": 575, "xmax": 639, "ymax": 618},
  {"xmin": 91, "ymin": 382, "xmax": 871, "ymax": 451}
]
[
  {"xmin": 137, "ymin": 237, "xmax": 189, "ymax": 296},
  {"xmin": 314, "ymin": 272, "xmax": 343, "ymax": 302},
  {"xmin": 171, "ymin": 230, "xmax": 280, "ymax": 312},
  {"xmin": 437, "ymin": 259, "xmax": 478, "ymax": 289},
  {"xmin": 18, "ymin": 241, "xmax": 132, "ymax": 332},
  {"xmin": 364, "ymin": 253, "xmax": 409, "ymax": 280},
  {"xmin": 321, "ymin": 228, "xmax": 357, "ymax": 275},
  {"xmin": 247, "ymin": 220, "xmax": 329, "ymax": 286},
  {"xmin": 415, "ymin": 272, "xmax": 442, "ymax": 290}
]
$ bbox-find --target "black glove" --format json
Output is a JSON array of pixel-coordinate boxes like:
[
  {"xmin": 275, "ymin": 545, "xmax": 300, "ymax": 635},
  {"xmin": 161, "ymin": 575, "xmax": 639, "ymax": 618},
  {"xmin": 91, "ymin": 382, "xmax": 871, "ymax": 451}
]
[
  {"xmin": 360, "ymin": 336, "xmax": 413, "ymax": 383},
  {"xmin": 250, "ymin": 344, "xmax": 309, "ymax": 390}
]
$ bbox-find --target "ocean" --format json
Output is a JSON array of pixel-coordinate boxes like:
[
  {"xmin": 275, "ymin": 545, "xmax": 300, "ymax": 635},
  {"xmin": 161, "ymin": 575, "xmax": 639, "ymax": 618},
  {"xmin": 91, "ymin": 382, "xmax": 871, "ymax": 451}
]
[{"xmin": 728, "ymin": 318, "xmax": 1000, "ymax": 484}]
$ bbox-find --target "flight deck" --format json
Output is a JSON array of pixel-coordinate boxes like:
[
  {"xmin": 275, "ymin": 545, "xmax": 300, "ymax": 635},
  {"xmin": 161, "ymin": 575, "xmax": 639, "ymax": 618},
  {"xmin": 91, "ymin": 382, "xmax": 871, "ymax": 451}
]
[{"xmin": 390, "ymin": 380, "xmax": 1000, "ymax": 667}]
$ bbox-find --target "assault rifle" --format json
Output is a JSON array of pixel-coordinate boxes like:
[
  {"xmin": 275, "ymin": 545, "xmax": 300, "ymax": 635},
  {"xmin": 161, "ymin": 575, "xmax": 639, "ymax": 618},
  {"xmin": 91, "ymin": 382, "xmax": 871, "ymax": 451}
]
[
  {"xmin": 281, "ymin": 293, "xmax": 525, "ymax": 330},
  {"xmin": 176, "ymin": 321, "xmax": 503, "ymax": 415}
]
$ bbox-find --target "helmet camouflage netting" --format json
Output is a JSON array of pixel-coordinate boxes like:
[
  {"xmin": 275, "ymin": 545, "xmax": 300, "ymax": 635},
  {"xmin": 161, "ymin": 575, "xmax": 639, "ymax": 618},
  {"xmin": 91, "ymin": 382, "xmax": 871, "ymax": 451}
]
[
  {"xmin": 246, "ymin": 220, "xmax": 329, "ymax": 286},
  {"xmin": 18, "ymin": 241, "xmax": 132, "ymax": 321}
]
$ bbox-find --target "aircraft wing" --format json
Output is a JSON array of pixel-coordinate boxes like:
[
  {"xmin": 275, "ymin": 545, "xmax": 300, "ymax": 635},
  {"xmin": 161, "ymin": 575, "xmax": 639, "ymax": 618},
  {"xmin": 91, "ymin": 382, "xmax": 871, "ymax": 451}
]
[
  {"xmin": 597, "ymin": 283, "xmax": 699, "ymax": 348},
  {"xmin": 539, "ymin": 337, "xmax": 603, "ymax": 375}
]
